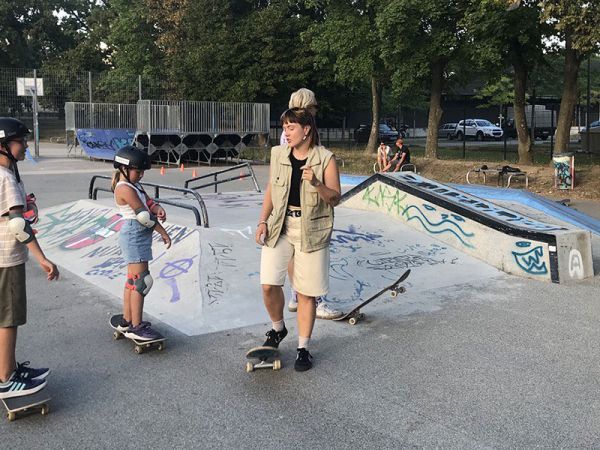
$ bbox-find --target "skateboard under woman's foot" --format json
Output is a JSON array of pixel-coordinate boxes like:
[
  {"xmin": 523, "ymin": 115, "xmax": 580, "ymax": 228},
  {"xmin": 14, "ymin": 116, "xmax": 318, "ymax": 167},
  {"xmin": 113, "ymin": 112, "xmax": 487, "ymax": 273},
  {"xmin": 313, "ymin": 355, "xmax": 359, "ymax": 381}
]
[{"xmin": 245, "ymin": 346, "xmax": 282, "ymax": 372}]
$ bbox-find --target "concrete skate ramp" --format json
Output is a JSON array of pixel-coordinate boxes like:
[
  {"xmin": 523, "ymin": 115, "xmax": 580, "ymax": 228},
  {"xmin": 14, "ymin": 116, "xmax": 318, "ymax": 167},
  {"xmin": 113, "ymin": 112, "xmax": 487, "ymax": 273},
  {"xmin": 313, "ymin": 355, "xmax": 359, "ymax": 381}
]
[
  {"xmin": 342, "ymin": 174, "xmax": 600, "ymax": 237},
  {"xmin": 36, "ymin": 193, "xmax": 502, "ymax": 336},
  {"xmin": 76, "ymin": 128, "xmax": 135, "ymax": 160},
  {"xmin": 341, "ymin": 173, "xmax": 593, "ymax": 283},
  {"xmin": 35, "ymin": 200, "xmax": 201, "ymax": 335},
  {"xmin": 453, "ymin": 184, "xmax": 600, "ymax": 236}
]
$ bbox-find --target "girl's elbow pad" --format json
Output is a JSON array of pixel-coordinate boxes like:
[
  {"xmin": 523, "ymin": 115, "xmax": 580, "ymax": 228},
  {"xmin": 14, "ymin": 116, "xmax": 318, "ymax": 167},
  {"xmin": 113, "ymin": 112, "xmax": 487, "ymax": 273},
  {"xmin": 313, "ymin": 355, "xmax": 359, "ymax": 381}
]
[{"xmin": 134, "ymin": 208, "xmax": 157, "ymax": 229}]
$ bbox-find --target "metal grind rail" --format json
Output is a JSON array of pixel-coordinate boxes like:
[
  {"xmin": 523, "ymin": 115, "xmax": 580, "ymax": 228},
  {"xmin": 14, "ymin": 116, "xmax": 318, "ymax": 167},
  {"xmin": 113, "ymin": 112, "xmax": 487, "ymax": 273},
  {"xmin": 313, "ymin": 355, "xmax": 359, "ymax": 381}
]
[
  {"xmin": 184, "ymin": 163, "xmax": 261, "ymax": 194},
  {"xmin": 88, "ymin": 175, "xmax": 209, "ymax": 227}
]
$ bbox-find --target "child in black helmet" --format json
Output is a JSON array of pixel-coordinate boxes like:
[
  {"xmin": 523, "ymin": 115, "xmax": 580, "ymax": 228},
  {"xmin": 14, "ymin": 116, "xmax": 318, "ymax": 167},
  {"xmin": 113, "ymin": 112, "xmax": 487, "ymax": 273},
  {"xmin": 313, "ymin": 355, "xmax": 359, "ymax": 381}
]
[
  {"xmin": 112, "ymin": 145, "xmax": 171, "ymax": 341},
  {"xmin": 0, "ymin": 117, "xmax": 59, "ymax": 399}
]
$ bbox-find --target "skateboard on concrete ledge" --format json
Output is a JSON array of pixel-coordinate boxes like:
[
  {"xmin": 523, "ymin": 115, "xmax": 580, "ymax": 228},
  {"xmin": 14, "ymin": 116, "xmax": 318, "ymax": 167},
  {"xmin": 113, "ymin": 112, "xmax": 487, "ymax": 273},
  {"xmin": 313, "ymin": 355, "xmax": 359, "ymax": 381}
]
[
  {"xmin": 245, "ymin": 346, "xmax": 282, "ymax": 372},
  {"xmin": 110, "ymin": 314, "xmax": 166, "ymax": 354},
  {"xmin": 2, "ymin": 389, "xmax": 51, "ymax": 422},
  {"xmin": 333, "ymin": 269, "xmax": 411, "ymax": 325}
]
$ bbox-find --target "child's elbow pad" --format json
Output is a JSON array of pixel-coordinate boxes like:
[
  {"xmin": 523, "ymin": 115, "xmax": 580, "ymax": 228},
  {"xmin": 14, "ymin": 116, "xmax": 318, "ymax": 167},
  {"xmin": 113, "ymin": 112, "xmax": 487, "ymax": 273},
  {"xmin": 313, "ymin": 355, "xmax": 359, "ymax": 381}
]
[
  {"xmin": 8, "ymin": 213, "xmax": 35, "ymax": 243},
  {"xmin": 134, "ymin": 207, "xmax": 156, "ymax": 229}
]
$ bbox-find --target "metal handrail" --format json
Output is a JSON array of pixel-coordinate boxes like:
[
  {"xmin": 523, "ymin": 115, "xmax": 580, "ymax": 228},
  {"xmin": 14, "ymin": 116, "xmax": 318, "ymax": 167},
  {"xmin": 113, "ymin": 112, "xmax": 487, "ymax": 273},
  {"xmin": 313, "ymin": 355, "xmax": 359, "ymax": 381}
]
[
  {"xmin": 88, "ymin": 175, "xmax": 209, "ymax": 227},
  {"xmin": 184, "ymin": 162, "xmax": 261, "ymax": 193}
]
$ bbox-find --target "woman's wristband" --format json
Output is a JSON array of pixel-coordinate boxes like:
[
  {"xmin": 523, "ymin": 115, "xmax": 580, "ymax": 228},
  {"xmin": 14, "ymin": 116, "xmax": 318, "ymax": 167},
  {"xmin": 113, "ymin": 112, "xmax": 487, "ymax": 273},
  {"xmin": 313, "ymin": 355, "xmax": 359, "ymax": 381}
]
[{"xmin": 258, "ymin": 220, "xmax": 268, "ymax": 226}]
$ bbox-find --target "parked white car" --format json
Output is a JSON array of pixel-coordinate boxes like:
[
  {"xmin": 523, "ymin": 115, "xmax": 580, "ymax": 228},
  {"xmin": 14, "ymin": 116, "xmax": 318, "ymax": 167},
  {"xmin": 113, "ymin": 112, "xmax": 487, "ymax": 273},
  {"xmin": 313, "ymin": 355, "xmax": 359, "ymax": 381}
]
[{"xmin": 455, "ymin": 119, "xmax": 503, "ymax": 141}]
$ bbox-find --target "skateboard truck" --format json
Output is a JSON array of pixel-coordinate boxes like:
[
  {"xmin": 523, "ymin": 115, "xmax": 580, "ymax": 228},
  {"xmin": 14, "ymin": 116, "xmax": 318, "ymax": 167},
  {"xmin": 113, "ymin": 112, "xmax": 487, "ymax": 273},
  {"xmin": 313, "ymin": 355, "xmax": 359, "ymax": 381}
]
[
  {"xmin": 245, "ymin": 347, "xmax": 282, "ymax": 372},
  {"xmin": 390, "ymin": 285, "xmax": 406, "ymax": 298}
]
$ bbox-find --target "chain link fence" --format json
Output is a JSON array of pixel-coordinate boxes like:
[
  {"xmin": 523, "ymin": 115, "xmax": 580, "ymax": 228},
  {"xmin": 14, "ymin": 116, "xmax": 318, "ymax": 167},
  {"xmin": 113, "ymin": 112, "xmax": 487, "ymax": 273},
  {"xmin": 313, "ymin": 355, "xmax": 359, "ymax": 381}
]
[
  {"xmin": 0, "ymin": 68, "xmax": 175, "ymax": 142},
  {"xmin": 1, "ymin": 66, "xmax": 598, "ymax": 163}
]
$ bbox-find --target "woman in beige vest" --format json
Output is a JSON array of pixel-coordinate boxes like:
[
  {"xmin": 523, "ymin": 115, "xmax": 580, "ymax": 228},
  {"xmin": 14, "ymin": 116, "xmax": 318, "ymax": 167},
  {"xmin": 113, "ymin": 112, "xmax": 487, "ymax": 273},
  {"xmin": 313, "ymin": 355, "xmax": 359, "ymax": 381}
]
[
  {"xmin": 282, "ymin": 89, "xmax": 341, "ymax": 320},
  {"xmin": 255, "ymin": 107, "xmax": 341, "ymax": 371}
]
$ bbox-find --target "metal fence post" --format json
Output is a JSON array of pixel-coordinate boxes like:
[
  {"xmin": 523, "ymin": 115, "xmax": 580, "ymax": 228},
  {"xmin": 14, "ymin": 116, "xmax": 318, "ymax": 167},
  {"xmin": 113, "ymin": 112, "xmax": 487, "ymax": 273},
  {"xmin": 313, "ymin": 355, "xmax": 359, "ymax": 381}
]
[
  {"xmin": 462, "ymin": 100, "xmax": 466, "ymax": 159},
  {"xmin": 88, "ymin": 71, "xmax": 92, "ymax": 104},
  {"xmin": 550, "ymin": 104, "xmax": 554, "ymax": 158},
  {"xmin": 503, "ymin": 104, "xmax": 508, "ymax": 161},
  {"xmin": 32, "ymin": 69, "xmax": 40, "ymax": 157},
  {"xmin": 139, "ymin": 75, "xmax": 142, "ymax": 100}
]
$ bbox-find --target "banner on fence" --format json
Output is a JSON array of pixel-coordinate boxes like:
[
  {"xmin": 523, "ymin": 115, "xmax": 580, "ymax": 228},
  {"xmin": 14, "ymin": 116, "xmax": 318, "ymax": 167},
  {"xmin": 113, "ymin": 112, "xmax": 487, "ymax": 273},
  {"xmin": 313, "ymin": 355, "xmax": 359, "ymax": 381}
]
[{"xmin": 76, "ymin": 128, "xmax": 135, "ymax": 160}]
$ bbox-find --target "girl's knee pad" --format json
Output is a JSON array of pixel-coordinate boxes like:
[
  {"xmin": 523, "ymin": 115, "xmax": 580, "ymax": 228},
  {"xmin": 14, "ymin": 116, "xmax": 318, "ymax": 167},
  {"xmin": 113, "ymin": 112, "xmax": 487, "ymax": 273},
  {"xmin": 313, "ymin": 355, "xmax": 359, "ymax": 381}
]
[{"xmin": 125, "ymin": 270, "xmax": 154, "ymax": 296}]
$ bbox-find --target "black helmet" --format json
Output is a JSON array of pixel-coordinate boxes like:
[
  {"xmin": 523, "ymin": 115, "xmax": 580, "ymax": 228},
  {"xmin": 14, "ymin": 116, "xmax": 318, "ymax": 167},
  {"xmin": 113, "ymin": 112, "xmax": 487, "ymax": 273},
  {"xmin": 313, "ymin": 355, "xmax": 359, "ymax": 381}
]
[
  {"xmin": 0, "ymin": 117, "xmax": 30, "ymax": 144},
  {"xmin": 114, "ymin": 145, "xmax": 151, "ymax": 171}
]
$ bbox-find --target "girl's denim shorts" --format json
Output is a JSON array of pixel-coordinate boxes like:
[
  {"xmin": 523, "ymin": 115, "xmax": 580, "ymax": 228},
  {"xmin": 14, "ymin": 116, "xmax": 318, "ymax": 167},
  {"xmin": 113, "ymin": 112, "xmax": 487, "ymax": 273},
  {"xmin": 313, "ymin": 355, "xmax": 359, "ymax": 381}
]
[{"xmin": 119, "ymin": 219, "xmax": 153, "ymax": 263}]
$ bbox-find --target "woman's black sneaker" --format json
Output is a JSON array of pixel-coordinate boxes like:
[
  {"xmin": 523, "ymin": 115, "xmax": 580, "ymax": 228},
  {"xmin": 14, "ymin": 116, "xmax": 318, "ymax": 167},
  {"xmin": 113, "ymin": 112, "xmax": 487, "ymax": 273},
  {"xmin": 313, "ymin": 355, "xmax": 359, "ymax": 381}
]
[
  {"xmin": 294, "ymin": 348, "xmax": 313, "ymax": 372},
  {"xmin": 263, "ymin": 327, "xmax": 288, "ymax": 348}
]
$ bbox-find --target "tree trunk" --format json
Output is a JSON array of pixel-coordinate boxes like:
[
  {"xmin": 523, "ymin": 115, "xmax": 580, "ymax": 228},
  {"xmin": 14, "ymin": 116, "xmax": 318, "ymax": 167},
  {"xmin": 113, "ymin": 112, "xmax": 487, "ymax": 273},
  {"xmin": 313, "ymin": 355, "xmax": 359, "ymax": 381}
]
[
  {"xmin": 513, "ymin": 62, "xmax": 533, "ymax": 164},
  {"xmin": 425, "ymin": 61, "xmax": 443, "ymax": 159},
  {"xmin": 555, "ymin": 34, "xmax": 582, "ymax": 153},
  {"xmin": 365, "ymin": 76, "xmax": 382, "ymax": 155}
]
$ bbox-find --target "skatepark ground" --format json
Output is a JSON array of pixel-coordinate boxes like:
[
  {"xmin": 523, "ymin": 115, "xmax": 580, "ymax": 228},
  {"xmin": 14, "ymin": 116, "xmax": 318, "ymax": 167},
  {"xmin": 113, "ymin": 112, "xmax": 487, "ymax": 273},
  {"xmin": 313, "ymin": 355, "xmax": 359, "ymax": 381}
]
[{"xmin": 3, "ymin": 144, "xmax": 600, "ymax": 447}]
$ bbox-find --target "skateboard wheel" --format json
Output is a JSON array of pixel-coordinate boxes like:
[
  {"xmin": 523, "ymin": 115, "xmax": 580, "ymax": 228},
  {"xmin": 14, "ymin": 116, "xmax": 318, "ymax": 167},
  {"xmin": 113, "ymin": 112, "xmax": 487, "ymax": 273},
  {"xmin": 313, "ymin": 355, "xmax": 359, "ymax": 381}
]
[
  {"xmin": 7, "ymin": 411, "xmax": 16, "ymax": 422},
  {"xmin": 134, "ymin": 345, "xmax": 143, "ymax": 354},
  {"xmin": 398, "ymin": 286, "xmax": 406, "ymax": 294},
  {"xmin": 358, "ymin": 313, "xmax": 365, "ymax": 320},
  {"xmin": 41, "ymin": 404, "xmax": 49, "ymax": 416},
  {"xmin": 349, "ymin": 317, "xmax": 357, "ymax": 325},
  {"xmin": 112, "ymin": 331, "xmax": 121, "ymax": 340},
  {"xmin": 246, "ymin": 362, "xmax": 254, "ymax": 373},
  {"xmin": 157, "ymin": 343, "xmax": 164, "ymax": 351},
  {"xmin": 390, "ymin": 290, "xmax": 397, "ymax": 298},
  {"xmin": 273, "ymin": 360, "xmax": 281, "ymax": 370}
]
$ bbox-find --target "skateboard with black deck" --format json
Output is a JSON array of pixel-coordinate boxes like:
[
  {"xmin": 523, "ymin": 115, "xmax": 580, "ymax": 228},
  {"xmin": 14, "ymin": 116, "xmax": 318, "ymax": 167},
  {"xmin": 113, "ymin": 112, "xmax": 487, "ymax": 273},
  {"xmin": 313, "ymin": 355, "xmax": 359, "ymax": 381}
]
[
  {"xmin": 110, "ymin": 314, "xmax": 166, "ymax": 354},
  {"xmin": 333, "ymin": 269, "xmax": 411, "ymax": 325},
  {"xmin": 2, "ymin": 389, "xmax": 51, "ymax": 422},
  {"xmin": 245, "ymin": 346, "xmax": 282, "ymax": 372}
]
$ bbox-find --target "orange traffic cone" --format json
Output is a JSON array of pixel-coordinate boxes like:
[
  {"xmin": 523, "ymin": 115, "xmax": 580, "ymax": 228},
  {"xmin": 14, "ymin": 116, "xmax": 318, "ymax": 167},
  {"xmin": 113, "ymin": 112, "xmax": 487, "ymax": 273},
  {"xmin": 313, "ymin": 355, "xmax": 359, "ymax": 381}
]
[
  {"xmin": 180, "ymin": 163, "xmax": 185, "ymax": 172},
  {"xmin": 160, "ymin": 166, "xmax": 165, "ymax": 176},
  {"xmin": 192, "ymin": 169, "xmax": 197, "ymax": 178}
]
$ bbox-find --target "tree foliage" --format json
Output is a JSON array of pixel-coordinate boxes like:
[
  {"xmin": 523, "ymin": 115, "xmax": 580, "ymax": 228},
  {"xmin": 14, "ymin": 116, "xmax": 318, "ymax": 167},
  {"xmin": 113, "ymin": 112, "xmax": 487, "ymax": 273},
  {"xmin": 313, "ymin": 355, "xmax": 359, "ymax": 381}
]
[{"xmin": 0, "ymin": 0, "xmax": 598, "ymax": 158}]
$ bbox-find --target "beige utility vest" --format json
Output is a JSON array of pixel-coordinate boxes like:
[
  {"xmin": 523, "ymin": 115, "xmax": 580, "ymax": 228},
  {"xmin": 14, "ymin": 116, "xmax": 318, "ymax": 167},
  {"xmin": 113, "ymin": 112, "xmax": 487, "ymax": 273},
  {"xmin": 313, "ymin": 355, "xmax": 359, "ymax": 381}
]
[{"xmin": 265, "ymin": 145, "xmax": 335, "ymax": 253}]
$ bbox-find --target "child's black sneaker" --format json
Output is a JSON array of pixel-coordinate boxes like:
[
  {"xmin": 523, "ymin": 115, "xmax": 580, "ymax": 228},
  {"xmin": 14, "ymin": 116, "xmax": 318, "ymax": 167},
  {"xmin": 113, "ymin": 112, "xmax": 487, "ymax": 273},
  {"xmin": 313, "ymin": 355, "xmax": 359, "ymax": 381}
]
[
  {"xmin": 116, "ymin": 317, "xmax": 131, "ymax": 333},
  {"xmin": 263, "ymin": 327, "xmax": 288, "ymax": 349},
  {"xmin": 294, "ymin": 348, "xmax": 313, "ymax": 372},
  {"xmin": 0, "ymin": 373, "xmax": 47, "ymax": 399},
  {"xmin": 16, "ymin": 361, "xmax": 50, "ymax": 381}
]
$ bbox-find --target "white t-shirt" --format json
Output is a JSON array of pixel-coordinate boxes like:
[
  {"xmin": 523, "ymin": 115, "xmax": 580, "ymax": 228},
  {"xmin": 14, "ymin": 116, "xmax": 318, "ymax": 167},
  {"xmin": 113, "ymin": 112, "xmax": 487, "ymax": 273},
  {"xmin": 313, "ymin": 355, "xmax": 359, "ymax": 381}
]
[
  {"xmin": 114, "ymin": 181, "xmax": 147, "ymax": 219},
  {"xmin": 378, "ymin": 145, "xmax": 391, "ymax": 158},
  {"xmin": 0, "ymin": 166, "xmax": 28, "ymax": 267}
]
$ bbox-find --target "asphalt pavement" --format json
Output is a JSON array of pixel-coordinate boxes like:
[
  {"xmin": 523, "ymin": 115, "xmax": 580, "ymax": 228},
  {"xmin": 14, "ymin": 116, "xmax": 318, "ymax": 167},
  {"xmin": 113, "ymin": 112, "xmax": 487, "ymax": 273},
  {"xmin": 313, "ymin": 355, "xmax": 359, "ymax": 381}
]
[{"xmin": 3, "ymin": 144, "xmax": 600, "ymax": 448}]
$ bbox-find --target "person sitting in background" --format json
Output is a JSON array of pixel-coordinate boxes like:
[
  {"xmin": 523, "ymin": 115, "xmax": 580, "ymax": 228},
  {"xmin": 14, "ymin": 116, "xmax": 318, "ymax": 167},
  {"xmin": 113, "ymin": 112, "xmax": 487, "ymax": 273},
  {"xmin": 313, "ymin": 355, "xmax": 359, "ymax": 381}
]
[
  {"xmin": 376, "ymin": 142, "xmax": 391, "ymax": 172},
  {"xmin": 384, "ymin": 137, "xmax": 411, "ymax": 172}
]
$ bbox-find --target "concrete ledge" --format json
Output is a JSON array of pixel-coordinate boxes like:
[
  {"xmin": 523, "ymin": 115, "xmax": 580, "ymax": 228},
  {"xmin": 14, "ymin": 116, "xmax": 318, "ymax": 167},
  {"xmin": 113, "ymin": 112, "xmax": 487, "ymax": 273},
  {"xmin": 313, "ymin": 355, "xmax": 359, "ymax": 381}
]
[{"xmin": 340, "ymin": 173, "xmax": 593, "ymax": 283}]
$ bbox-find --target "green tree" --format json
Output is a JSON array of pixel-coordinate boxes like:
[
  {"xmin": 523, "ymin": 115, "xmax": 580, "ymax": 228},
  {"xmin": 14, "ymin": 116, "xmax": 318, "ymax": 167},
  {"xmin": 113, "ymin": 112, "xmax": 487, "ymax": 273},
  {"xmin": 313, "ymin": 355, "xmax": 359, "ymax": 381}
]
[
  {"xmin": 0, "ymin": 0, "xmax": 85, "ymax": 67},
  {"xmin": 379, "ymin": 0, "xmax": 470, "ymax": 159},
  {"xmin": 144, "ymin": 0, "xmax": 318, "ymax": 106},
  {"xmin": 541, "ymin": 1, "xmax": 600, "ymax": 152},
  {"xmin": 306, "ymin": 0, "xmax": 390, "ymax": 155},
  {"xmin": 463, "ymin": 0, "xmax": 546, "ymax": 164}
]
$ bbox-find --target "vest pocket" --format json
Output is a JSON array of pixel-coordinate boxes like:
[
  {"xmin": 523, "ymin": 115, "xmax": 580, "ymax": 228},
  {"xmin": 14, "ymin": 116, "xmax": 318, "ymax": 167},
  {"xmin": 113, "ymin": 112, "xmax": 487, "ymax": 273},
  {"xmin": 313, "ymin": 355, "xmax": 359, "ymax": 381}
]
[
  {"xmin": 304, "ymin": 184, "xmax": 319, "ymax": 206},
  {"xmin": 308, "ymin": 216, "xmax": 333, "ymax": 231}
]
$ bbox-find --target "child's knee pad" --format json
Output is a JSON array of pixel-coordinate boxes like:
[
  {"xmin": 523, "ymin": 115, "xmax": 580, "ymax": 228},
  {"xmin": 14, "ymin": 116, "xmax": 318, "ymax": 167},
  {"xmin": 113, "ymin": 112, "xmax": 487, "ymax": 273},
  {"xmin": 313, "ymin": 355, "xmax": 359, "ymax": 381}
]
[{"xmin": 125, "ymin": 270, "xmax": 154, "ymax": 296}]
